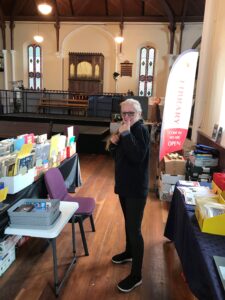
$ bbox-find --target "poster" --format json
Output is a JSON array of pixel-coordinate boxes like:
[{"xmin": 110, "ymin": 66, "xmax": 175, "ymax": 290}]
[{"xmin": 159, "ymin": 50, "xmax": 199, "ymax": 161}]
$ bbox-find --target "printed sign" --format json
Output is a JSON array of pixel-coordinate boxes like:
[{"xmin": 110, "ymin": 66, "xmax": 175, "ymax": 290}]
[{"xmin": 159, "ymin": 50, "xmax": 199, "ymax": 161}]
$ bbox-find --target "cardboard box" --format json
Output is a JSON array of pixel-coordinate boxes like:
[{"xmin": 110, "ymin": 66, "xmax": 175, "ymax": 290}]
[
  {"xmin": 0, "ymin": 168, "xmax": 35, "ymax": 194},
  {"xmin": 161, "ymin": 173, "xmax": 185, "ymax": 185},
  {"xmin": 158, "ymin": 179, "xmax": 175, "ymax": 201},
  {"xmin": 195, "ymin": 198, "xmax": 225, "ymax": 236},
  {"xmin": 0, "ymin": 246, "xmax": 16, "ymax": 276},
  {"xmin": 0, "ymin": 235, "xmax": 21, "ymax": 257},
  {"xmin": 213, "ymin": 173, "xmax": 225, "ymax": 191},
  {"xmin": 164, "ymin": 156, "xmax": 186, "ymax": 175},
  {"xmin": 212, "ymin": 180, "xmax": 222, "ymax": 195}
]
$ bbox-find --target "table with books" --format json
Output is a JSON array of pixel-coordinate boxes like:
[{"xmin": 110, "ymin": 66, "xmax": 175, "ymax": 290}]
[
  {"xmin": 0, "ymin": 153, "xmax": 81, "ymax": 238},
  {"xmin": 5, "ymin": 200, "xmax": 79, "ymax": 296},
  {"xmin": 164, "ymin": 181, "xmax": 225, "ymax": 300}
]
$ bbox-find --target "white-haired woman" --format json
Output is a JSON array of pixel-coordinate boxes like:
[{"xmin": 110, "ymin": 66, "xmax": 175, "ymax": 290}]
[{"xmin": 108, "ymin": 98, "xmax": 150, "ymax": 293}]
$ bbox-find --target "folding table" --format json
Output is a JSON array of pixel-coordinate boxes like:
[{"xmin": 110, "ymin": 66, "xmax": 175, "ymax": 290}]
[{"xmin": 5, "ymin": 201, "xmax": 78, "ymax": 296}]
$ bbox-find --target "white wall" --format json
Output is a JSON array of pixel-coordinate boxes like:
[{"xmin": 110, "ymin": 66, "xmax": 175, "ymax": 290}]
[
  {"xmin": 192, "ymin": 0, "xmax": 225, "ymax": 147},
  {"xmin": 0, "ymin": 21, "xmax": 202, "ymax": 96}
]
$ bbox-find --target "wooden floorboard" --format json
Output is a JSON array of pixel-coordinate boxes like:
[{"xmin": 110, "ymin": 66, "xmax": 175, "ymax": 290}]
[{"xmin": 0, "ymin": 154, "xmax": 196, "ymax": 300}]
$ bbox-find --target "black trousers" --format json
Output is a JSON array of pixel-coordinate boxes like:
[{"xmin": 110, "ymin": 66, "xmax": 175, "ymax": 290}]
[{"xmin": 119, "ymin": 195, "xmax": 147, "ymax": 278}]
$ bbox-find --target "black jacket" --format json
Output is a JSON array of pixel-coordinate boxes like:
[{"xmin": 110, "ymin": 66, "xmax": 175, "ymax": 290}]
[{"xmin": 109, "ymin": 119, "xmax": 150, "ymax": 198}]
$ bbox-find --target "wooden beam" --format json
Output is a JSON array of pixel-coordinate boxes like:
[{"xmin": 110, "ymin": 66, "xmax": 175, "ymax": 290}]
[
  {"xmin": 51, "ymin": 0, "xmax": 60, "ymax": 52},
  {"xmin": 119, "ymin": 0, "xmax": 124, "ymax": 53},
  {"xmin": 158, "ymin": 0, "xmax": 176, "ymax": 54},
  {"xmin": 179, "ymin": 0, "xmax": 189, "ymax": 54},
  {"xmin": 141, "ymin": 0, "xmax": 145, "ymax": 16},
  {"xmin": 105, "ymin": 0, "xmax": 109, "ymax": 16},
  {"xmin": 192, "ymin": 36, "xmax": 201, "ymax": 49},
  {"xmin": 69, "ymin": 0, "xmax": 75, "ymax": 16},
  {"xmin": 0, "ymin": 3, "xmax": 6, "ymax": 49},
  {"xmin": 73, "ymin": 0, "xmax": 89, "ymax": 15},
  {"xmin": 51, "ymin": 0, "xmax": 59, "ymax": 16},
  {"xmin": 158, "ymin": 0, "xmax": 174, "ymax": 24},
  {"xmin": 1, "ymin": 14, "xmax": 204, "ymax": 23},
  {"xmin": 10, "ymin": 21, "xmax": 15, "ymax": 50},
  {"xmin": 10, "ymin": 0, "xmax": 27, "ymax": 50}
]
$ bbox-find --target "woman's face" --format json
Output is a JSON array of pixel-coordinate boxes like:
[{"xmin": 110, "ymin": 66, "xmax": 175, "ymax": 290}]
[{"xmin": 121, "ymin": 103, "xmax": 141, "ymax": 126}]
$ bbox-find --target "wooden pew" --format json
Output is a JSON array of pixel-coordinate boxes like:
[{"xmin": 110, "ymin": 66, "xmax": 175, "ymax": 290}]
[{"xmin": 38, "ymin": 96, "xmax": 89, "ymax": 115}]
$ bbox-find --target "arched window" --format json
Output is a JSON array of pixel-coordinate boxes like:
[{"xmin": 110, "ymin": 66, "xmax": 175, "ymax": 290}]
[
  {"xmin": 28, "ymin": 44, "xmax": 42, "ymax": 89},
  {"xmin": 138, "ymin": 47, "xmax": 155, "ymax": 96}
]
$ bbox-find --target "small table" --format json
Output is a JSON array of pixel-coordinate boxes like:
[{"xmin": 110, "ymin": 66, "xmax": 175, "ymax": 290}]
[{"xmin": 5, "ymin": 201, "xmax": 78, "ymax": 296}]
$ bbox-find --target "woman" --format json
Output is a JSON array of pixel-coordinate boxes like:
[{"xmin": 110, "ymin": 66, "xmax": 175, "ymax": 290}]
[{"xmin": 108, "ymin": 98, "xmax": 150, "ymax": 293}]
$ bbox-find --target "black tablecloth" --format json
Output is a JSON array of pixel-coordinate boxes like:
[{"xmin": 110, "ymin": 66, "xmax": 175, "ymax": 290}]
[
  {"xmin": 164, "ymin": 184, "xmax": 225, "ymax": 300},
  {"xmin": 0, "ymin": 154, "xmax": 81, "ymax": 237}
]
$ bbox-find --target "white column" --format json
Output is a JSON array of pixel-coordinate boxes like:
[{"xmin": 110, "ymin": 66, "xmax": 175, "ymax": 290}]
[
  {"xmin": 192, "ymin": 0, "xmax": 217, "ymax": 142},
  {"xmin": 10, "ymin": 50, "xmax": 16, "ymax": 82},
  {"xmin": 56, "ymin": 51, "xmax": 64, "ymax": 90},
  {"xmin": 2, "ymin": 50, "xmax": 8, "ymax": 90}
]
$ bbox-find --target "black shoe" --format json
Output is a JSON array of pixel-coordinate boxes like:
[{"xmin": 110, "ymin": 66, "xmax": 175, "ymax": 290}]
[
  {"xmin": 112, "ymin": 252, "xmax": 132, "ymax": 264},
  {"xmin": 117, "ymin": 275, "xmax": 142, "ymax": 293}
]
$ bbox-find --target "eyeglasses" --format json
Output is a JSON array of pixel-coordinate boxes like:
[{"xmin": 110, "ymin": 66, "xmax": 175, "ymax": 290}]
[{"xmin": 121, "ymin": 111, "xmax": 136, "ymax": 117}]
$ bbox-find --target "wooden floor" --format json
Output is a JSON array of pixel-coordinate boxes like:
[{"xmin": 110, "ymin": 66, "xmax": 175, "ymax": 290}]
[{"xmin": 0, "ymin": 154, "xmax": 196, "ymax": 300}]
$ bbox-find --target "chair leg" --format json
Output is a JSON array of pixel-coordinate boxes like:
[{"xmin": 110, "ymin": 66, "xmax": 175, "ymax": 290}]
[
  {"xmin": 90, "ymin": 214, "xmax": 95, "ymax": 232},
  {"xmin": 77, "ymin": 217, "xmax": 89, "ymax": 256}
]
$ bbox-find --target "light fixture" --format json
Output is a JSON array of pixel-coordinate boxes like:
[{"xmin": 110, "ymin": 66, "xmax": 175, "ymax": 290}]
[
  {"xmin": 38, "ymin": 3, "xmax": 52, "ymax": 15},
  {"xmin": 114, "ymin": 36, "xmax": 124, "ymax": 44},
  {"xmin": 115, "ymin": 21, "xmax": 124, "ymax": 54},
  {"xmin": 33, "ymin": 23, "xmax": 44, "ymax": 43},
  {"xmin": 34, "ymin": 35, "xmax": 44, "ymax": 43}
]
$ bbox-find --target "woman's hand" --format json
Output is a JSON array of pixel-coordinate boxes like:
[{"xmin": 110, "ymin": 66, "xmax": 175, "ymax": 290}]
[
  {"xmin": 118, "ymin": 120, "xmax": 130, "ymax": 134},
  {"xmin": 110, "ymin": 133, "xmax": 120, "ymax": 145}
]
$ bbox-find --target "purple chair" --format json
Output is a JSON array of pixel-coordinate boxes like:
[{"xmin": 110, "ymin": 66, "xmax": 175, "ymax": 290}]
[{"xmin": 44, "ymin": 167, "xmax": 95, "ymax": 256}]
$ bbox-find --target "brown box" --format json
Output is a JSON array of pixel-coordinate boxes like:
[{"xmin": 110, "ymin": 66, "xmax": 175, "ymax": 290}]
[{"xmin": 164, "ymin": 156, "xmax": 186, "ymax": 175}]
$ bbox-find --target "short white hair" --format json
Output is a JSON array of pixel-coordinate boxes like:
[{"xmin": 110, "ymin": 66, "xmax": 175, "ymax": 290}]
[{"xmin": 120, "ymin": 98, "xmax": 142, "ymax": 113}]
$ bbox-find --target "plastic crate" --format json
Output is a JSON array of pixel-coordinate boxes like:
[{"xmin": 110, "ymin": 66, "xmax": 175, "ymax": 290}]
[{"xmin": 7, "ymin": 199, "xmax": 60, "ymax": 228}]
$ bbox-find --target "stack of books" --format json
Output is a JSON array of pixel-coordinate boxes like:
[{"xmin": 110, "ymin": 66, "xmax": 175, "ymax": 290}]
[
  {"xmin": 186, "ymin": 144, "xmax": 219, "ymax": 182},
  {"xmin": 178, "ymin": 184, "xmax": 215, "ymax": 205}
]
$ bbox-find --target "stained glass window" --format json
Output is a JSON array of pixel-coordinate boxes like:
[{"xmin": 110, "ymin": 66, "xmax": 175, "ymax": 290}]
[
  {"xmin": 138, "ymin": 47, "xmax": 155, "ymax": 96},
  {"xmin": 28, "ymin": 44, "xmax": 42, "ymax": 90}
]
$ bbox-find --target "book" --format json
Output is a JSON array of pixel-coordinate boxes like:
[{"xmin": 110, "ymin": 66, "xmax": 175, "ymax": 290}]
[
  {"xmin": 178, "ymin": 180, "xmax": 200, "ymax": 187},
  {"xmin": 17, "ymin": 153, "xmax": 35, "ymax": 175},
  {"xmin": 14, "ymin": 204, "xmax": 34, "ymax": 212},
  {"xmin": 199, "ymin": 202, "xmax": 225, "ymax": 218},
  {"xmin": 178, "ymin": 186, "xmax": 215, "ymax": 205}
]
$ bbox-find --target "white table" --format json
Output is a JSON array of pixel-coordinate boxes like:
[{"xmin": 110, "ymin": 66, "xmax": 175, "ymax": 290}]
[{"xmin": 5, "ymin": 201, "xmax": 79, "ymax": 296}]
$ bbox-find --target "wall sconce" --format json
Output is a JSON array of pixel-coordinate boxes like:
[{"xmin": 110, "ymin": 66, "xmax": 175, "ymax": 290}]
[
  {"xmin": 114, "ymin": 36, "xmax": 124, "ymax": 44},
  {"xmin": 114, "ymin": 21, "xmax": 124, "ymax": 53},
  {"xmin": 38, "ymin": 2, "xmax": 52, "ymax": 15}
]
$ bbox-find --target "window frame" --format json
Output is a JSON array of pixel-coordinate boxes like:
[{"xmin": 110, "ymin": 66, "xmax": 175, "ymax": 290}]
[
  {"xmin": 28, "ymin": 44, "xmax": 42, "ymax": 90},
  {"xmin": 138, "ymin": 46, "xmax": 155, "ymax": 97}
]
